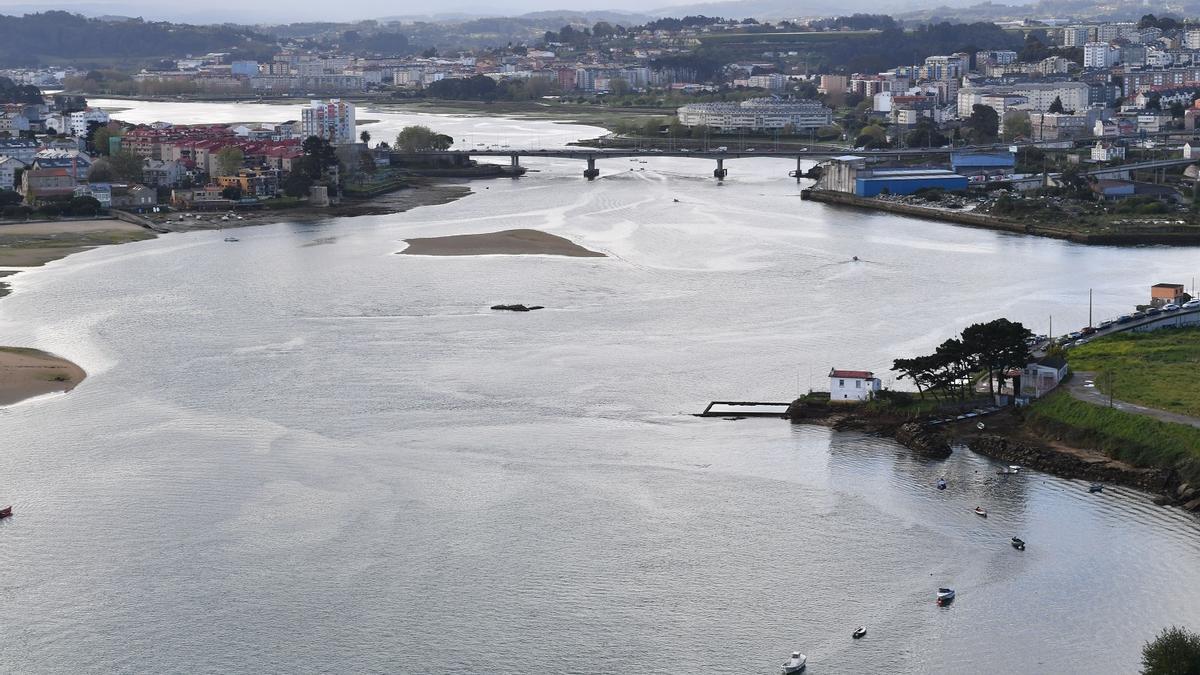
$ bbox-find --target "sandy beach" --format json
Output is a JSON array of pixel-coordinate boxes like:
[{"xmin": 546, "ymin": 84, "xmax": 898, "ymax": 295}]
[
  {"xmin": 0, "ymin": 347, "xmax": 86, "ymax": 406},
  {"xmin": 399, "ymin": 228, "xmax": 605, "ymax": 257},
  {"xmin": 0, "ymin": 219, "xmax": 156, "ymax": 267}
]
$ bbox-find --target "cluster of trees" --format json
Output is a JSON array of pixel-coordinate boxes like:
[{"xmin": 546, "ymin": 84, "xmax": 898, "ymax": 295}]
[
  {"xmin": 0, "ymin": 190, "xmax": 101, "ymax": 219},
  {"xmin": 1018, "ymin": 34, "xmax": 1082, "ymax": 65},
  {"xmin": 283, "ymin": 136, "xmax": 341, "ymax": 198},
  {"xmin": 394, "ymin": 126, "xmax": 454, "ymax": 152},
  {"xmin": 86, "ymin": 151, "xmax": 145, "ymax": 184},
  {"xmin": 809, "ymin": 14, "xmax": 898, "ymax": 31},
  {"xmin": 62, "ymin": 70, "xmax": 234, "ymax": 97},
  {"xmin": 963, "ymin": 104, "xmax": 1000, "ymax": 144},
  {"xmin": 0, "ymin": 12, "xmax": 270, "ymax": 65},
  {"xmin": 892, "ymin": 318, "xmax": 1032, "ymax": 400},
  {"xmin": 0, "ymin": 76, "xmax": 42, "ymax": 105}
]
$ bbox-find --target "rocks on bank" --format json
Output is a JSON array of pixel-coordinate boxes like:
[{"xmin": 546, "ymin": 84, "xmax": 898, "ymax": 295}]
[
  {"xmin": 787, "ymin": 397, "xmax": 952, "ymax": 459},
  {"xmin": 967, "ymin": 434, "xmax": 1168, "ymax": 493}
]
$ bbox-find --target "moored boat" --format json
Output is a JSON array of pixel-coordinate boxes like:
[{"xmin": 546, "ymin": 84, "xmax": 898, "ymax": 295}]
[
  {"xmin": 781, "ymin": 651, "xmax": 807, "ymax": 673},
  {"xmin": 852, "ymin": 626, "xmax": 867, "ymax": 639},
  {"xmin": 936, "ymin": 588, "xmax": 955, "ymax": 605},
  {"xmin": 0, "ymin": 505, "xmax": 11, "ymax": 518},
  {"xmin": 974, "ymin": 506, "xmax": 988, "ymax": 517},
  {"xmin": 936, "ymin": 479, "xmax": 947, "ymax": 490},
  {"xmin": 1011, "ymin": 537, "xmax": 1025, "ymax": 550},
  {"xmin": 1089, "ymin": 483, "xmax": 1103, "ymax": 493}
]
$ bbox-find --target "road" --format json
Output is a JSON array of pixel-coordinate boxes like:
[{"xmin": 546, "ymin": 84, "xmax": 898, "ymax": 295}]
[{"xmin": 1067, "ymin": 371, "xmax": 1200, "ymax": 430}]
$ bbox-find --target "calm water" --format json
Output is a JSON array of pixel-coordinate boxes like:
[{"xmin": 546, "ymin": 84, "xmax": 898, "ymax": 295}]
[{"xmin": 1, "ymin": 101, "xmax": 1199, "ymax": 674}]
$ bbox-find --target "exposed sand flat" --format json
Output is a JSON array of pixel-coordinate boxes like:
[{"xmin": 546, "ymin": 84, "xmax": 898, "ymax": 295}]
[
  {"xmin": 399, "ymin": 228, "xmax": 605, "ymax": 257},
  {"xmin": 0, "ymin": 347, "xmax": 86, "ymax": 406},
  {"xmin": 0, "ymin": 219, "xmax": 155, "ymax": 267}
]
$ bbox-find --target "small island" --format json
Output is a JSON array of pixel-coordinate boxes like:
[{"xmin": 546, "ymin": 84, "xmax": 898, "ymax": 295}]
[
  {"xmin": 398, "ymin": 228, "xmax": 605, "ymax": 257},
  {"xmin": 0, "ymin": 347, "xmax": 86, "ymax": 406}
]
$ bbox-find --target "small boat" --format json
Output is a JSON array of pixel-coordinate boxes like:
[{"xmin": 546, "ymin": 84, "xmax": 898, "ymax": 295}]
[
  {"xmin": 673, "ymin": 198, "xmax": 679, "ymax": 202},
  {"xmin": 781, "ymin": 651, "xmax": 807, "ymax": 673},
  {"xmin": 0, "ymin": 505, "xmax": 11, "ymax": 518},
  {"xmin": 1089, "ymin": 483, "xmax": 1103, "ymax": 493},
  {"xmin": 936, "ymin": 479, "xmax": 947, "ymax": 490},
  {"xmin": 936, "ymin": 588, "xmax": 955, "ymax": 605},
  {"xmin": 1011, "ymin": 537, "xmax": 1025, "ymax": 550},
  {"xmin": 974, "ymin": 506, "xmax": 988, "ymax": 517},
  {"xmin": 852, "ymin": 626, "xmax": 867, "ymax": 639},
  {"xmin": 224, "ymin": 237, "xmax": 240, "ymax": 242}
]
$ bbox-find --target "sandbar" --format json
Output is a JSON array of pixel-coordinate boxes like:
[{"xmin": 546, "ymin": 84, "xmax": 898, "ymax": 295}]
[
  {"xmin": 0, "ymin": 347, "xmax": 86, "ymax": 406},
  {"xmin": 399, "ymin": 228, "xmax": 605, "ymax": 257}
]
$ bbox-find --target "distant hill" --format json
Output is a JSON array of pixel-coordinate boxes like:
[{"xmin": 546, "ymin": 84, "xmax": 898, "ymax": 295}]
[
  {"xmin": 0, "ymin": 11, "xmax": 273, "ymax": 67},
  {"xmin": 646, "ymin": 0, "xmax": 991, "ymax": 19}
]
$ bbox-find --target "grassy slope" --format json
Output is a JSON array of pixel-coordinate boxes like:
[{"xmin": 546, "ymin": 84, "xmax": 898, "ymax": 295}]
[
  {"xmin": 1027, "ymin": 391, "xmax": 1200, "ymax": 485},
  {"xmin": 1067, "ymin": 327, "xmax": 1200, "ymax": 417}
]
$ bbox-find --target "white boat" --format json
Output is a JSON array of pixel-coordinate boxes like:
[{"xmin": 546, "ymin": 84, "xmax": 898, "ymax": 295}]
[
  {"xmin": 974, "ymin": 506, "xmax": 988, "ymax": 517},
  {"xmin": 937, "ymin": 587, "xmax": 955, "ymax": 604},
  {"xmin": 781, "ymin": 651, "xmax": 807, "ymax": 673}
]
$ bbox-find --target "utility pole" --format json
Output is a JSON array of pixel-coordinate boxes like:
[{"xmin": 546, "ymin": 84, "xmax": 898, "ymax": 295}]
[{"xmin": 1089, "ymin": 288, "xmax": 1093, "ymax": 328}]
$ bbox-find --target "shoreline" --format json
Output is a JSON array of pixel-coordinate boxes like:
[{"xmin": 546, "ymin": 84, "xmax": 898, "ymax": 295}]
[
  {"xmin": 0, "ymin": 181, "xmax": 471, "ymax": 406},
  {"xmin": 0, "ymin": 347, "xmax": 86, "ymax": 407},
  {"xmin": 801, "ymin": 188, "xmax": 1200, "ymax": 246},
  {"xmin": 787, "ymin": 403, "xmax": 1186, "ymax": 506}
]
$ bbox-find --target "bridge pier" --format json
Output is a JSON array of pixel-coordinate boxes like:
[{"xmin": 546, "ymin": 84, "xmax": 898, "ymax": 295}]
[
  {"xmin": 714, "ymin": 157, "xmax": 727, "ymax": 180},
  {"xmin": 584, "ymin": 156, "xmax": 599, "ymax": 180},
  {"xmin": 509, "ymin": 153, "xmax": 521, "ymax": 178},
  {"xmin": 794, "ymin": 156, "xmax": 803, "ymax": 182}
]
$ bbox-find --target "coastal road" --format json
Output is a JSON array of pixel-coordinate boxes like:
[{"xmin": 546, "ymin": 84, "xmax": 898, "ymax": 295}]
[{"xmin": 1067, "ymin": 371, "xmax": 1200, "ymax": 430}]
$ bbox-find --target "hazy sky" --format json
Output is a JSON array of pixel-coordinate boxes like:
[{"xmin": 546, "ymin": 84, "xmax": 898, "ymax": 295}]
[{"xmin": 0, "ymin": 0, "xmax": 701, "ymax": 22}]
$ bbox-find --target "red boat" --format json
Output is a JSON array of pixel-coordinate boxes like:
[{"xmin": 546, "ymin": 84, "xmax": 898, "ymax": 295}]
[{"xmin": 0, "ymin": 505, "xmax": 11, "ymax": 518}]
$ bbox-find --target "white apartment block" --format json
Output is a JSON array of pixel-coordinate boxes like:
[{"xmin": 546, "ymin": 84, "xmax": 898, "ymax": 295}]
[
  {"xmin": 300, "ymin": 99, "xmax": 356, "ymax": 145},
  {"xmin": 677, "ymin": 98, "xmax": 832, "ymax": 132},
  {"xmin": 1083, "ymin": 42, "xmax": 1120, "ymax": 69}
]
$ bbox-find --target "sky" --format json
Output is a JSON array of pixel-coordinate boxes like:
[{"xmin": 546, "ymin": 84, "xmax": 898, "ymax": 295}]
[{"xmin": 0, "ymin": 0, "xmax": 701, "ymax": 22}]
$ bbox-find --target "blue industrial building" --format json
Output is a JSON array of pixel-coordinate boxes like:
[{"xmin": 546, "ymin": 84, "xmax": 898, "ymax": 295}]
[
  {"xmin": 854, "ymin": 168, "xmax": 969, "ymax": 197},
  {"xmin": 950, "ymin": 152, "xmax": 1015, "ymax": 176}
]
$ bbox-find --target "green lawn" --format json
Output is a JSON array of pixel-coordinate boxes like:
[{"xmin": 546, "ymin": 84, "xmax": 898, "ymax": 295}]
[
  {"xmin": 1028, "ymin": 391, "xmax": 1200, "ymax": 484},
  {"xmin": 1067, "ymin": 327, "xmax": 1200, "ymax": 417}
]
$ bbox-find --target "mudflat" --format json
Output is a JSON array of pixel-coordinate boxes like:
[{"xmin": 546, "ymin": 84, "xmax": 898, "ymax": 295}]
[
  {"xmin": 399, "ymin": 228, "xmax": 605, "ymax": 257},
  {"xmin": 0, "ymin": 219, "xmax": 155, "ymax": 267}
]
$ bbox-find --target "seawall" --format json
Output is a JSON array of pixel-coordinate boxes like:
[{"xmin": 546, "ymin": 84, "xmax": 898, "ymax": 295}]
[{"xmin": 800, "ymin": 189, "xmax": 1200, "ymax": 246}]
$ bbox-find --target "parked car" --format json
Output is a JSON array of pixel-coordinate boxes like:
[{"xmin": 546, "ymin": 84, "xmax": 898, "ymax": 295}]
[
  {"xmin": 1146, "ymin": 307, "xmax": 1162, "ymax": 316},
  {"xmin": 1081, "ymin": 326, "xmax": 1097, "ymax": 336},
  {"xmin": 1117, "ymin": 314, "xmax": 1135, "ymax": 324},
  {"xmin": 1098, "ymin": 319, "xmax": 1116, "ymax": 329},
  {"xmin": 715, "ymin": 146, "xmax": 728, "ymax": 152},
  {"xmin": 1184, "ymin": 298, "xmax": 1200, "ymax": 309},
  {"xmin": 1067, "ymin": 331, "xmax": 1082, "ymax": 340},
  {"xmin": 1163, "ymin": 303, "xmax": 1180, "ymax": 311}
]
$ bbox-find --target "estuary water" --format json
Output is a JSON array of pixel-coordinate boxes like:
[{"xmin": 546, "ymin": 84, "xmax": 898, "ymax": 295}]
[{"xmin": 1, "ymin": 100, "xmax": 1199, "ymax": 674}]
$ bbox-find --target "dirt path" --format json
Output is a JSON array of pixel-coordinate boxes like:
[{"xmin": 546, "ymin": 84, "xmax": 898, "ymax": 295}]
[{"xmin": 1068, "ymin": 371, "xmax": 1200, "ymax": 430}]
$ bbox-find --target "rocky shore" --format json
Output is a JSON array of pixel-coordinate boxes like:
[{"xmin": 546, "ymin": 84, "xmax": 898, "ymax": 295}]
[{"xmin": 787, "ymin": 399, "xmax": 1194, "ymax": 508}]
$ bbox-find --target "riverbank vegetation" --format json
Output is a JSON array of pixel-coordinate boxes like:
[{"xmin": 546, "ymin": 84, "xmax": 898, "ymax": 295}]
[
  {"xmin": 1026, "ymin": 391, "xmax": 1200, "ymax": 485},
  {"xmin": 1067, "ymin": 327, "xmax": 1200, "ymax": 417}
]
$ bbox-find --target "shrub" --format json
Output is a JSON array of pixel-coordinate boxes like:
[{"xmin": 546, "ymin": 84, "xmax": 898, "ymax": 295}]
[{"xmin": 1141, "ymin": 626, "xmax": 1200, "ymax": 675}]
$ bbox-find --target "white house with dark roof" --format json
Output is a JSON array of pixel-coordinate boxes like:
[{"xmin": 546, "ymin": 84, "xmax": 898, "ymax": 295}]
[{"xmin": 829, "ymin": 368, "xmax": 882, "ymax": 402}]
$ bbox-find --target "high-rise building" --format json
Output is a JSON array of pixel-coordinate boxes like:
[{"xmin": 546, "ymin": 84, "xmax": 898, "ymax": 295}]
[
  {"xmin": 301, "ymin": 99, "xmax": 356, "ymax": 145},
  {"xmin": 1083, "ymin": 42, "xmax": 1120, "ymax": 69}
]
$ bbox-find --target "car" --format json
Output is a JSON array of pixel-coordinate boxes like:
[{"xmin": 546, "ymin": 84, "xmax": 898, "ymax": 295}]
[
  {"xmin": 715, "ymin": 146, "xmax": 728, "ymax": 152},
  {"xmin": 650, "ymin": 148, "xmax": 663, "ymax": 153},
  {"xmin": 1117, "ymin": 314, "xmax": 1134, "ymax": 324},
  {"xmin": 1067, "ymin": 331, "xmax": 1082, "ymax": 340},
  {"xmin": 1164, "ymin": 303, "xmax": 1181, "ymax": 311},
  {"xmin": 1146, "ymin": 307, "xmax": 1162, "ymax": 316},
  {"xmin": 1184, "ymin": 298, "xmax": 1200, "ymax": 309},
  {"xmin": 1081, "ymin": 326, "xmax": 1097, "ymax": 336},
  {"xmin": 1098, "ymin": 319, "xmax": 1115, "ymax": 329},
  {"xmin": 679, "ymin": 149, "xmax": 691, "ymax": 153},
  {"xmin": 1074, "ymin": 338, "xmax": 1090, "ymax": 346},
  {"xmin": 745, "ymin": 147, "xmax": 756, "ymax": 151}
]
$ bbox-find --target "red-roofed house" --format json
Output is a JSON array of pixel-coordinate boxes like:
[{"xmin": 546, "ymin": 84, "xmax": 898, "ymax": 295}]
[{"xmin": 829, "ymin": 368, "xmax": 882, "ymax": 401}]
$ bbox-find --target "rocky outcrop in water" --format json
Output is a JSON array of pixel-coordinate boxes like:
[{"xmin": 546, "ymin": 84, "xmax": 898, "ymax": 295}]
[
  {"xmin": 894, "ymin": 423, "xmax": 952, "ymax": 458},
  {"xmin": 490, "ymin": 304, "xmax": 545, "ymax": 312}
]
